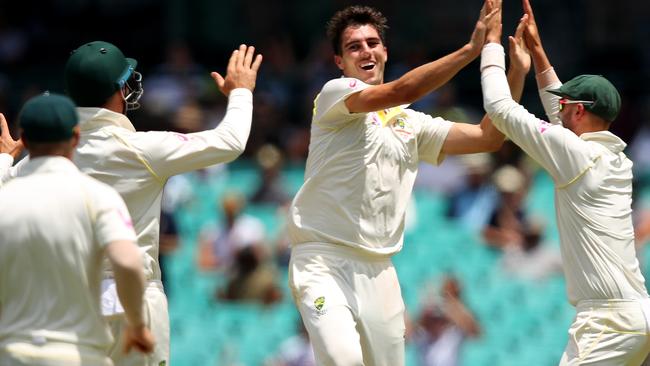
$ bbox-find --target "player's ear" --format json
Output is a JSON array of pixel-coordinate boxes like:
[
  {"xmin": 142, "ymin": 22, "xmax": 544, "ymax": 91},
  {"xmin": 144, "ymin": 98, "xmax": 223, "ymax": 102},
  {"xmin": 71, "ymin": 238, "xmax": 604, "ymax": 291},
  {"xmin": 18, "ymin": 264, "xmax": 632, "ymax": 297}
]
[
  {"xmin": 71, "ymin": 126, "xmax": 81, "ymax": 148},
  {"xmin": 334, "ymin": 55, "xmax": 344, "ymax": 71},
  {"xmin": 576, "ymin": 103, "xmax": 586, "ymax": 119}
]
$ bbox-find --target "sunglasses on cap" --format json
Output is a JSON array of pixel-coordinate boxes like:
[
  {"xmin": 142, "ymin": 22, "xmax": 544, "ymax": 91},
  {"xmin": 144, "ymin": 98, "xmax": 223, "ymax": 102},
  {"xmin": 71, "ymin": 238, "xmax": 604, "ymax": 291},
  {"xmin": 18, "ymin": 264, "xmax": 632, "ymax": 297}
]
[{"xmin": 558, "ymin": 98, "xmax": 594, "ymax": 112}]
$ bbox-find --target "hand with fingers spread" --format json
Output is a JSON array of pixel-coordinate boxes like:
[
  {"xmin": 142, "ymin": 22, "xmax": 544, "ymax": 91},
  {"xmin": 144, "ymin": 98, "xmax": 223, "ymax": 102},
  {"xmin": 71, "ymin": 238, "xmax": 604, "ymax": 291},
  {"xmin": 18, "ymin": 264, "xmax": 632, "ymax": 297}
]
[
  {"xmin": 468, "ymin": 0, "xmax": 501, "ymax": 56},
  {"xmin": 211, "ymin": 44, "xmax": 263, "ymax": 96},
  {"xmin": 508, "ymin": 15, "xmax": 531, "ymax": 75},
  {"xmin": 123, "ymin": 324, "xmax": 155, "ymax": 355},
  {"xmin": 0, "ymin": 114, "xmax": 24, "ymax": 159}
]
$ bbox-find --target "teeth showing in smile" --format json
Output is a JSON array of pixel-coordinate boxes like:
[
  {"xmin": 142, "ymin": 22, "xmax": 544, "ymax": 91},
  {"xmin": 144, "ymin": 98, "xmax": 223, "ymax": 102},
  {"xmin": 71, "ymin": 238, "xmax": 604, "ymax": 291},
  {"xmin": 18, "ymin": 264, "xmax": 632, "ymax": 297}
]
[{"xmin": 361, "ymin": 63, "xmax": 375, "ymax": 71}]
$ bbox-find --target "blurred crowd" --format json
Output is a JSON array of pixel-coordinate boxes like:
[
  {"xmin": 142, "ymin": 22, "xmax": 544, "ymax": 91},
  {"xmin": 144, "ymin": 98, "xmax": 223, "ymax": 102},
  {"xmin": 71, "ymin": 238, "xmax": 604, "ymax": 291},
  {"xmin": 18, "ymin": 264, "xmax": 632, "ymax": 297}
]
[{"xmin": 1, "ymin": 0, "xmax": 650, "ymax": 155}]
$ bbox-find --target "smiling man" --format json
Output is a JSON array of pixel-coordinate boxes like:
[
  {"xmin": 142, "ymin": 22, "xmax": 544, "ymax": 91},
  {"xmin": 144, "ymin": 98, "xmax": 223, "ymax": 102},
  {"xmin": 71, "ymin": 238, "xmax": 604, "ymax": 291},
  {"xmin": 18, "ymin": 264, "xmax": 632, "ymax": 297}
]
[{"xmin": 286, "ymin": 3, "xmax": 527, "ymax": 365}]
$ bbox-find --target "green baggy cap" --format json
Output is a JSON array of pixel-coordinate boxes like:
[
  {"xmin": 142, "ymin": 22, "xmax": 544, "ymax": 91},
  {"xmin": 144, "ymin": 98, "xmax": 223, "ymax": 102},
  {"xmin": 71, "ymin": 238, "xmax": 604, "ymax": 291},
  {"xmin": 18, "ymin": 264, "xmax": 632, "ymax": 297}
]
[
  {"xmin": 19, "ymin": 93, "xmax": 78, "ymax": 142},
  {"xmin": 64, "ymin": 41, "xmax": 137, "ymax": 107},
  {"xmin": 547, "ymin": 74, "xmax": 621, "ymax": 122}
]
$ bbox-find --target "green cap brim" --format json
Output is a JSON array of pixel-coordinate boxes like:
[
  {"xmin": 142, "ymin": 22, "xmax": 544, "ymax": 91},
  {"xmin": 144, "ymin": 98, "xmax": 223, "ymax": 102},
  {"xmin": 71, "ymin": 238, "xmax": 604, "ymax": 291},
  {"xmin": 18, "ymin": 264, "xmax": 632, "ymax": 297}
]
[{"xmin": 546, "ymin": 88, "xmax": 567, "ymax": 98}]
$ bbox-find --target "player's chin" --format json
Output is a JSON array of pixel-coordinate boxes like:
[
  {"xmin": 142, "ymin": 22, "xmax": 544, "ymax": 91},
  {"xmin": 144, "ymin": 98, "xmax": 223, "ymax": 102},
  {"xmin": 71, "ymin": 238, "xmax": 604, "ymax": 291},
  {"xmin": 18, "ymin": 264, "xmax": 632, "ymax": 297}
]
[{"xmin": 361, "ymin": 73, "xmax": 382, "ymax": 85}]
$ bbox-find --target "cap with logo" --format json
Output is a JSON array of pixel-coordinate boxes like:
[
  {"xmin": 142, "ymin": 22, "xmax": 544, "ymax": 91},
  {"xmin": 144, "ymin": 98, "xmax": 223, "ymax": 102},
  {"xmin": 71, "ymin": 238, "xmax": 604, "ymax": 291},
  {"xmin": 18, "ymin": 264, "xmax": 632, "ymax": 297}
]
[
  {"xmin": 19, "ymin": 93, "xmax": 78, "ymax": 142},
  {"xmin": 547, "ymin": 74, "xmax": 621, "ymax": 122},
  {"xmin": 64, "ymin": 41, "xmax": 137, "ymax": 106}
]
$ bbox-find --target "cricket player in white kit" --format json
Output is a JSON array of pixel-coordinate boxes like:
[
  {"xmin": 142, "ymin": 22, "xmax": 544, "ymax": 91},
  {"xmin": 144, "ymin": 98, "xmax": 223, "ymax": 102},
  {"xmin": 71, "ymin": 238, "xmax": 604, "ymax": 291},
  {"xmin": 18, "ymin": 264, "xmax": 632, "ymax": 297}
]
[
  {"xmin": 0, "ymin": 41, "xmax": 262, "ymax": 366},
  {"xmin": 0, "ymin": 93, "xmax": 154, "ymax": 366},
  {"xmin": 480, "ymin": 1, "xmax": 650, "ymax": 364},
  {"xmin": 287, "ymin": 2, "xmax": 530, "ymax": 365}
]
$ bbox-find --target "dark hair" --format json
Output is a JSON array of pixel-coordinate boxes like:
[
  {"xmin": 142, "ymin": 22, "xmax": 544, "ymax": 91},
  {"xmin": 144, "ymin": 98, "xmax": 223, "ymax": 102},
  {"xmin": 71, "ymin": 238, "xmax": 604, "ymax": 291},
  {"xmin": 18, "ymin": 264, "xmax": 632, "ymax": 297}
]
[{"xmin": 326, "ymin": 5, "xmax": 388, "ymax": 56}]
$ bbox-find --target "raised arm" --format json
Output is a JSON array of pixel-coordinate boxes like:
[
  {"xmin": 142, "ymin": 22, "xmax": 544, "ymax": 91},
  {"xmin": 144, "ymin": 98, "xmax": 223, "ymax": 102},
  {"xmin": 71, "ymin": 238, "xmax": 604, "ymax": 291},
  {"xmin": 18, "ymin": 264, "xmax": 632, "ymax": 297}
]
[
  {"xmin": 345, "ymin": 0, "xmax": 498, "ymax": 113},
  {"xmin": 131, "ymin": 45, "xmax": 262, "ymax": 179},
  {"xmin": 0, "ymin": 113, "xmax": 27, "ymax": 188},
  {"xmin": 480, "ymin": 16, "xmax": 591, "ymax": 185},
  {"xmin": 521, "ymin": 0, "xmax": 551, "ymax": 75},
  {"xmin": 440, "ymin": 0, "xmax": 533, "ymax": 155},
  {"xmin": 521, "ymin": 0, "xmax": 561, "ymax": 123},
  {"xmin": 0, "ymin": 114, "xmax": 23, "ymax": 159}
]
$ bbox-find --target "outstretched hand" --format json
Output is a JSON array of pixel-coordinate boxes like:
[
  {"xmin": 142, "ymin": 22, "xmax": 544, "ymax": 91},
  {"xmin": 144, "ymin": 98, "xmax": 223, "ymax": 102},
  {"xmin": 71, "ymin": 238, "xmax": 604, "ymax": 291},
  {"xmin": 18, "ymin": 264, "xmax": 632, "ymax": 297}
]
[
  {"xmin": 521, "ymin": 0, "xmax": 542, "ymax": 50},
  {"xmin": 468, "ymin": 0, "xmax": 502, "ymax": 55},
  {"xmin": 211, "ymin": 44, "xmax": 263, "ymax": 96},
  {"xmin": 0, "ymin": 113, "xmax": 24, "ymax": 159},
  {"xmin": 485, "ymin": 0, "xmax": 502, "ymax": 44},
  {"xmin": 508, "ymin": 15, "xmax": 531, "ymax": 74}
]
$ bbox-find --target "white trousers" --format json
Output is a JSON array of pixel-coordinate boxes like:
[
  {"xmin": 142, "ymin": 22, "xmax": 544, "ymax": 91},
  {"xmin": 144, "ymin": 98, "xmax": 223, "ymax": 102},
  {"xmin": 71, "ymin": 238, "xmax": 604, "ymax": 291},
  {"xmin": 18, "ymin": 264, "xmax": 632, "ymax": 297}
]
[
  {"xmin": 107, "ymin": 282, "xmax": 169, "ymax": 366},
  {"xmin": 0, "ymin": 340, "xmax": 112, "ymax": 366},
  {"xmin": 559, "ymin": 299, "xmax": 650, "ymax": 365},
  {"xmin": 289, "ymin": 243, "xmax": 406, "ymax": 366}
]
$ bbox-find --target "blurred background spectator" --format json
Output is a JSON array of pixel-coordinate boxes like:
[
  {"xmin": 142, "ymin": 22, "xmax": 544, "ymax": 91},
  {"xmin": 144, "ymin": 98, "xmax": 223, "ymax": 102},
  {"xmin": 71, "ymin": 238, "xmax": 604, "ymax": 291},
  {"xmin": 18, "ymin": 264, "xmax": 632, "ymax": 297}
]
[
  {"xmin": 411, "ymin": 276, "xmax": 480, "ymax": 366},
  {"xmin": 197, "ymin": 192, "xmax": 266, "ymax": 271},
  {"xmin": 217, "ymin": 245, "xmax": 283, "ymax": 306}
]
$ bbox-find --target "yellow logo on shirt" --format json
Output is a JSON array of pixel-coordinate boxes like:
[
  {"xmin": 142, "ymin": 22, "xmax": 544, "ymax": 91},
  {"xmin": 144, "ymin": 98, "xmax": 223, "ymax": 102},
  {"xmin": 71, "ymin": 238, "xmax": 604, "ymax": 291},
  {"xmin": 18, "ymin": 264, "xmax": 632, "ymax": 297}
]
[
  {"xmin": 376, "ymin": 107, "xmax": 404, "ymax": 127},
  {"xmin": 314, "ymin": 296, "xmax": 325, "ymax": 311},
  {"xmin": 392, "ymin": 116, "xmax": 414, "ymax": 141}
]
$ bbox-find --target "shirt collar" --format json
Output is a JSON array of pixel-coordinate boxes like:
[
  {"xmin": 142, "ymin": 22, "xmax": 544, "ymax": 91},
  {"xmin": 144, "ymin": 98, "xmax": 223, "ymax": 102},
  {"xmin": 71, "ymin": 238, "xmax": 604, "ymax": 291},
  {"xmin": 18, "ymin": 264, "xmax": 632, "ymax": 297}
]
[
  {"xmin": 19, "ymin": 156, "xmax": 79, "ymax": 178},
  {"xmin": 77, "ymin": 107, "xmax": 136, "ymax": 132},
  {"xmin": 580, "ymin": 131, "xmax": 627, "ymax": 154}
]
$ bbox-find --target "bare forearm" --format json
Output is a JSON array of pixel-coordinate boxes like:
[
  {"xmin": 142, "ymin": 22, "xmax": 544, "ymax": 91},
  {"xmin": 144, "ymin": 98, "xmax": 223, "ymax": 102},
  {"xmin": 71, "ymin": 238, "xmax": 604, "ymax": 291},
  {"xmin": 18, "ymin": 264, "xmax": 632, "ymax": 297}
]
[
  {"xmin": 114, "ymin": 266, "xmax": 145, "ymax": 326},
  {"xmin": 507, "ymin": 67, "xmax": 527, "ymax": 103},
  {"xmin": 530, "ymin": 45, "xmax": 551, "ymax": 75},
  {"xmin": 390, "ymin": 44, "xmax": 477, "ymax": 103},
  {"xmin": 107, "ymin": 241, "xmax": 146, "ymax": 326}
]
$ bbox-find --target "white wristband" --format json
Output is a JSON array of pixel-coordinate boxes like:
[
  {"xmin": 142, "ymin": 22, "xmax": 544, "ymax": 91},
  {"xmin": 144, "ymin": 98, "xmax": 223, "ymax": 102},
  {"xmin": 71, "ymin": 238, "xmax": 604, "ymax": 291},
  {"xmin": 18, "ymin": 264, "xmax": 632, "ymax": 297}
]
[{"xmin": 480, "ymin": 43, "xmax": 505, "ymax": 72}]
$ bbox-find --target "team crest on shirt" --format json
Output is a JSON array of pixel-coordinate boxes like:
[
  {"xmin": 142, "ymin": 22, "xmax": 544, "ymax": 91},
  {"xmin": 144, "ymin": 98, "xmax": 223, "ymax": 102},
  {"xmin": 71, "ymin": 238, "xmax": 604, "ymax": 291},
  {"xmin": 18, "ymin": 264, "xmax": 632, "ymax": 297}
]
[
  {"xmin": 391, "ymin": 117, "xmax": 414, "ymax": 141},
  {"xmin": 538, "ymin": 121, "xmax": 552, "ymax": 134},
  {"xmin": 314, "ymin": 296, "xmax": 327, "ymax": 315}
]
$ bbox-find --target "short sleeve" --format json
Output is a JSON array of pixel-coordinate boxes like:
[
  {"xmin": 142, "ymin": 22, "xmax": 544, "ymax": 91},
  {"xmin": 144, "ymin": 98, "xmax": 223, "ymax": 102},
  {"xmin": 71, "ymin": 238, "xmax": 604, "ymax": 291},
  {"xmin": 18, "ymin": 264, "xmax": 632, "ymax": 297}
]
[
  {"xmin": 313, "ymin": 78, "xmax": 371, "ymax": 129},
  {"xmin": 409, "ymin": 110, "xmax": 453, "ymax": 165},
  {"xmin": 91, "ymin": 182, "xmax": 137, "ymax": 247}
]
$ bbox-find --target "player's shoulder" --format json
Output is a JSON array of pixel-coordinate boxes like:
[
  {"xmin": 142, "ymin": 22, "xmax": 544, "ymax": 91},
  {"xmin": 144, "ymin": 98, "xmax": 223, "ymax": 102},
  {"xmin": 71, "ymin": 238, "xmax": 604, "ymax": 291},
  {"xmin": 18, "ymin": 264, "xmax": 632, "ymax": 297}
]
[{"xmin": 321, "ymin": 77, "xmax": 369, "ymax": 95}]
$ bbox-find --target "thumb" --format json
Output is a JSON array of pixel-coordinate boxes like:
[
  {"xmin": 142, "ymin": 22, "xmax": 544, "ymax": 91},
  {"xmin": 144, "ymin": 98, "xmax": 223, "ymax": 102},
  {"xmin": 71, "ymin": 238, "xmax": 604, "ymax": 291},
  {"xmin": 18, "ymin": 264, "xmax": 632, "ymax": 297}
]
[
  {"xmin": 508, "ymin": 36, "xmax": 516, "ymax": 48},
  {"xmin": 0, "ymin": 113, "xmax": 8, "ymax": 136},
  {"xmin": 210, "ymin": 72, "xmax": 225, "ymax": 89}
]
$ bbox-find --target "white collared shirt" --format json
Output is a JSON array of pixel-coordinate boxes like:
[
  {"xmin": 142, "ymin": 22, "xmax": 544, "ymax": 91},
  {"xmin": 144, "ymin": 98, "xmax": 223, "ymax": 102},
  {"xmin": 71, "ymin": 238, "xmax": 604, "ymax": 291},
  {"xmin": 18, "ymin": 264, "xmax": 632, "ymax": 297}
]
[
  {"xmin": 0, "ymin": 88, "xmax": 253, "ymax": 281},
  {"xmin": 482, "ymin": 44, "xmax": 648, "ymax": 304},
  {"xmin": 288, "ymin": 77, "xmax": 452, "ymax": 256},
  {"xmin": 0, "ymin": 156, "xmax": 135, "ymax": 348}
]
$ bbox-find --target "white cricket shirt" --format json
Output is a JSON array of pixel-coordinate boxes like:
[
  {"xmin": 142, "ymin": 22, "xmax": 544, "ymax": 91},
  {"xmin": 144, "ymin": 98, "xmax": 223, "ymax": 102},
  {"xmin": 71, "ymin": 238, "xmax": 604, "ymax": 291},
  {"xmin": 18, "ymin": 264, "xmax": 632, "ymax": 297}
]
[
  {"xmin": 481, "ymin": 43, "xmax": 648, "ymax": 305},
  {"xmin": 288, "ymin": 77, "xmax": 452, "ymax": 256},
  {"xmin": 0, "ymin": 157, "xmax": 136, "ymax": 349},
  {"xmin": 0, "ymin": 88, "xmax": 252, "ymax": 282}
]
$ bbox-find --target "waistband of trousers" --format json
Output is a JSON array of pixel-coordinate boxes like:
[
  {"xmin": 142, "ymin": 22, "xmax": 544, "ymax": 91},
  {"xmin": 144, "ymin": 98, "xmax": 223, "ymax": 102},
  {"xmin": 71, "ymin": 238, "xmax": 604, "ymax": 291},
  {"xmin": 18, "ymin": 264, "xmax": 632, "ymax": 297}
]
[
  {"xmin": 291, "ymin": 242, "xmax": 394, "ymax": 262},
  {"xmin": 576, "ymin": 298, "xmax": 647, "ymax": 311}
]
